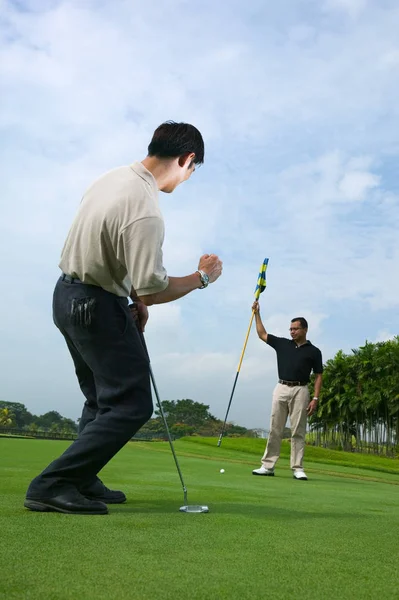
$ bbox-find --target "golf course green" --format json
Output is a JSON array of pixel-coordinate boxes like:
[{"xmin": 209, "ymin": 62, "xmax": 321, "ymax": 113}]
[{"xmin": 1, "ymin": 437, "xmax": 398, "ymax": 599}]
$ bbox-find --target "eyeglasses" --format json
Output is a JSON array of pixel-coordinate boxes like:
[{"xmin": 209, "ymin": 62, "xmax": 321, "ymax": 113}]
[{"xmin": 289, "ymin": 327, "xmax": 303, "ymax": 331}]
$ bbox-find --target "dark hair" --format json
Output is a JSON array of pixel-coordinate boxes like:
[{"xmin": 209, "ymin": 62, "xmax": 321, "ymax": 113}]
[
  {"xmin": 148, "ymin": 121, "xmax": 204, "ymax": 165},
  {"xmin": 291, "ymin": 317, "xmax": 308, "ymax": 329}
]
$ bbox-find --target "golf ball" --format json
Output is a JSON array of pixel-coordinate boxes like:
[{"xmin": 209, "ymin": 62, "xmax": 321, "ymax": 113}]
[{"xmin": 220, "ymin": 469, "xmax": 225, "ymax": 473}]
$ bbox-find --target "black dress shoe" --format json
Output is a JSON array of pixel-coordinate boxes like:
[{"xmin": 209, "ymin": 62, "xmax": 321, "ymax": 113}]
[
  {"xmin": 80, "ymin": 480, "xmax": 126, "ymax": 504},
  {"xmin": 84, "ymin": 487, "xmax": 126, "ymax": 504},
  {"xmin": 24, "ymin": 490, "xmax": 108, "ymax": 515}
]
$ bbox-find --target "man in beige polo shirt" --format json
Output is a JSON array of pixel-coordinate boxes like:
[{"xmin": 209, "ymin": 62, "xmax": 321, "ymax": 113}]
[
  {"xmin": 24, "ymin": 121, "xmax": 223, "ymax": 515},
  {"xmin": 251, "ymin": 301, "xmax": 323, "ymax": 480}
]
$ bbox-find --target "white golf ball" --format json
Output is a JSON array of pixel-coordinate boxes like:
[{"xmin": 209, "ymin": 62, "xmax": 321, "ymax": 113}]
[{"xmin": 220, "ymin": 469, "xmax": 225, "ymax": 474}]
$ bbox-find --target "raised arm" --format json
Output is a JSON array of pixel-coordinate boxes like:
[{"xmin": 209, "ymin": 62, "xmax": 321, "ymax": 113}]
[
  {"xmin": 139, "ymin": 254, "xmax": 222, "ymax": 306},
  {"xmin": 123, "ymin": 217, "xmax": 222, "ymax": 306},
  {"xmin": 252, "ymin": 301, "xmax": 268, "ymax": 343}
]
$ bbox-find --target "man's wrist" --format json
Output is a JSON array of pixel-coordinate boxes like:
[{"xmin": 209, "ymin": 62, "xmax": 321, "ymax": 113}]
[{"xmin": 196, "ymin": 270, "xmax": 209, "ymax": 289}]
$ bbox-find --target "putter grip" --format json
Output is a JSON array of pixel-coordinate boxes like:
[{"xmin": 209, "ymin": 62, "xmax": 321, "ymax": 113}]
[{"xmin": 133, "ymin": 316, "xmax": 150, "ymax": 360}]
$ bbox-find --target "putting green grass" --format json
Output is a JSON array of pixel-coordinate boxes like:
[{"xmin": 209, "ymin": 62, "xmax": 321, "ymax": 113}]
[{"xmin": 0, "ymin": 438, "xmax": 398, "ymax": 600}]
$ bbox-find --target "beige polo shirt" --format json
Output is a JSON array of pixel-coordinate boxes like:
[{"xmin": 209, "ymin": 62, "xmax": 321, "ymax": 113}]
[{"xmin": 59, "ymin": 162, "xmax": 169, "ymax": 297}]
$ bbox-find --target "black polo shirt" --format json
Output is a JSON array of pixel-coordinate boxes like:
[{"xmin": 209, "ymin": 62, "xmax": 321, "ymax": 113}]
[{"xmin": 266, "ymin": 334, "xmax": 323, "ymax": 383}]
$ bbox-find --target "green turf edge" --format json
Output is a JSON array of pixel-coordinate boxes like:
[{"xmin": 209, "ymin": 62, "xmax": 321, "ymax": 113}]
[{"xmin": 178, "ymin": 436, "xmax": 399, "ymax": 475}]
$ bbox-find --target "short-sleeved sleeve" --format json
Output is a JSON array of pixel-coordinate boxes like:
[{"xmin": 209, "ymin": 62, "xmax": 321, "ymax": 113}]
[
  {"xmin": 119, "ymin": 217, "xmax": 169, "ymax": 296},
  {"xmin": 266, "ymin": 334, "xmax": 281, "ymax": 349},
  {"xmin": 313, "ymin": 349, "xmax": 324, "ymax": 374}
]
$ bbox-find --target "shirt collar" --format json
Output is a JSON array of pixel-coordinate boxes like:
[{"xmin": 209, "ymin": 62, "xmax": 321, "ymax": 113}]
[
  {"xmin": 291, "ymin": 339, "xmax": 312, "ymax": 347},
  {"xmin": 130, "ymin": 161, "xmax": 158, "ymax": 194}
]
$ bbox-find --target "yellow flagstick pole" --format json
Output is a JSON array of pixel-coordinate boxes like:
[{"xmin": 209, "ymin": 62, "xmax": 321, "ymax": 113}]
[
  {"xmin": 236, "ymin": 312, "xmax": 256, "ymax": 373},
  {"xmin": 217, "ymin": 259, "xmax": 269, "ymax": 447}
]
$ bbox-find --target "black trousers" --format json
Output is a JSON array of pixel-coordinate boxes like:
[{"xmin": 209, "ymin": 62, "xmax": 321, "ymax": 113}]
[{"xmin": 27, "ymin": 277, "xmax": 153, "ymax": 497}]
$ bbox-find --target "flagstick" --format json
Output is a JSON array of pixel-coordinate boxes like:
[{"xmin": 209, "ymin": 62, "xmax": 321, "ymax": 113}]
[
  {"xmin": 217, "ymin": 309, "xmax": 256, "ymax": 447},
  {"xmin": 217, "ymin": 257, "xmax": 268, "ymax": 448}
]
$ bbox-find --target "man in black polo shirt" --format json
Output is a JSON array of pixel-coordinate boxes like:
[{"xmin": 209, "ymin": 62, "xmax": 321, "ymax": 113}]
[{"xmin": 251, "ymin": 301, "xmax": 323, "ymax": 480}]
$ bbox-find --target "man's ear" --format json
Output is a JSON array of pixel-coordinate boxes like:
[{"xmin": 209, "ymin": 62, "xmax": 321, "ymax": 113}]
[{"xmin": 178, "ymin": 152, "xmax": 195, "ymax": 167}]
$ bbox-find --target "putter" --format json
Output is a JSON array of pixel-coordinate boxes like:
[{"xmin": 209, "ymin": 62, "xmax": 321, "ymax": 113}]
[{"xmin": 136, "ymin": 323, "xmax": 209, "ymax": 514}]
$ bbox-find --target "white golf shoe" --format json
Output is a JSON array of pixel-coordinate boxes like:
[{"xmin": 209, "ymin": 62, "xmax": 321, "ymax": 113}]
[
  {"xmin": 252, "ymin": 466, "xmax": 275, "ymax": 476},
  {"xmin": 293, "ymin": 470, "xmax": 308, "ymax": 480}
]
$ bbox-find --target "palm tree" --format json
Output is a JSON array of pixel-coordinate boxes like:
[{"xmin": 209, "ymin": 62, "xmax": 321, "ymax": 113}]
[
  {"xmin": 49, "ymin": 423, "xmax": 61, "ymax": 435},
  {"xmin": 0, "ymin": 407, "xmax": 16, "ymax": 428},
  {"xmin": 27, "ymin": 422, "xmax": 39, "ymax": 434},
  {"xmin": 310, "ymin": 337, "xmax": 399, "ymax": 455}
]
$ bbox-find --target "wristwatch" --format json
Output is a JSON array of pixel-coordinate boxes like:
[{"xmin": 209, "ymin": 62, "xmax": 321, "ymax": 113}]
[
  {"xmin": 313, "ymin": 397, "xmax": 319, "ymax": 401},
  {"xmin": 196, "ymin": 270, "xmax": 209, "ymax": 289}
]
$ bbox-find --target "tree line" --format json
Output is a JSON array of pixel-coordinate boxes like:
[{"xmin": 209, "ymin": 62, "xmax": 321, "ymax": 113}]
[
  {"xmin": 139, "ymin": 399, "xmax": 254, "ymax": 438},
  {"xmin": 0, "ymin": 399, "xmax": 254, "ymax": 439},
  {"xmin": 2, "ymin": 338, "xmax": 398, "ymax": 455},
  {"xmin": 309, "ymin": 337, "xmax": 399, "ymax": 456},
  {"xmin": 0, "ymin": 402, "xmax": 78, "ymax": 435}
]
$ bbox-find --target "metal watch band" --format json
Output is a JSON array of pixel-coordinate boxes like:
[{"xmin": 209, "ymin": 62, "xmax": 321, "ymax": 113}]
[{"xmin": 196, "ymin": 269, "xmax": 209, "ymax": 289}]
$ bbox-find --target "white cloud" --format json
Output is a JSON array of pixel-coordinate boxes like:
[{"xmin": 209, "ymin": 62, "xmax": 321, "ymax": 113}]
[
  {"xmin": 380, "ymin": 50, "xmax": 399, "ymax": 69},
  {"xmin": 263, "ymin": 312, "xmax": 327, "ymax": 339},
  {"xmin": 155, "ymin": 352, "xmax": 236, "ymax": 379},
  {"xmin": 1, "ymin": 0, "xmax": 399, "ymax": 428},
  {"xmin": 145, "ymin": 304, "xmax": 182, "ymax": 332},
  {"xmin": 323, "ymin": 0, "xmax": 368, "ymax": 19},
  {"xmin": 374, "ymin": 330, "xmax": 397, "ymax": 343},
  {"xmin": 338, "ymin": 171, "xmax": 380, "ymax": 201}
]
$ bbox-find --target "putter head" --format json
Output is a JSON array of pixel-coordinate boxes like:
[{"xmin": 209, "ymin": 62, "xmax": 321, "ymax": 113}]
[{"xmin": 179, "ymin": 505, "xmax": 209, "ymax": 513}]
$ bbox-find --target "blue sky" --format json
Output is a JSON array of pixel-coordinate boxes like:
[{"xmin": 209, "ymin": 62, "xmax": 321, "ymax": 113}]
[{"xmin": 1, "ymin": 0, "xmax": 398, "ymax": 428}]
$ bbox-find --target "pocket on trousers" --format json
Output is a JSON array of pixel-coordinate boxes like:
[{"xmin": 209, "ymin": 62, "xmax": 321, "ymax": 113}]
[
  {"xmin": 113, "ymin": 300, "xmax": 129, "ymax": 336},
  {"xmin": 69, "ymin": 297, "xmax": 98, "ymax": 329},
  {"xmin": 65, "ymin": 291, "xmax": 129, "ymax": 339}
]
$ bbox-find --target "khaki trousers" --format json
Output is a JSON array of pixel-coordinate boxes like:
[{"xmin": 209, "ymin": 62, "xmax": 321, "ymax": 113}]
[{"xmin": 261, "ymin": 383, "xmax": 309, "ymax": 471}]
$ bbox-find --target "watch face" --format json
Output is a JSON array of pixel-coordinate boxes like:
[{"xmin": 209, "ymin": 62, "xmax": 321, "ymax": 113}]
[{"xmin": 198, "ymin": 270, "xmax": 209, "ymax": 287}]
